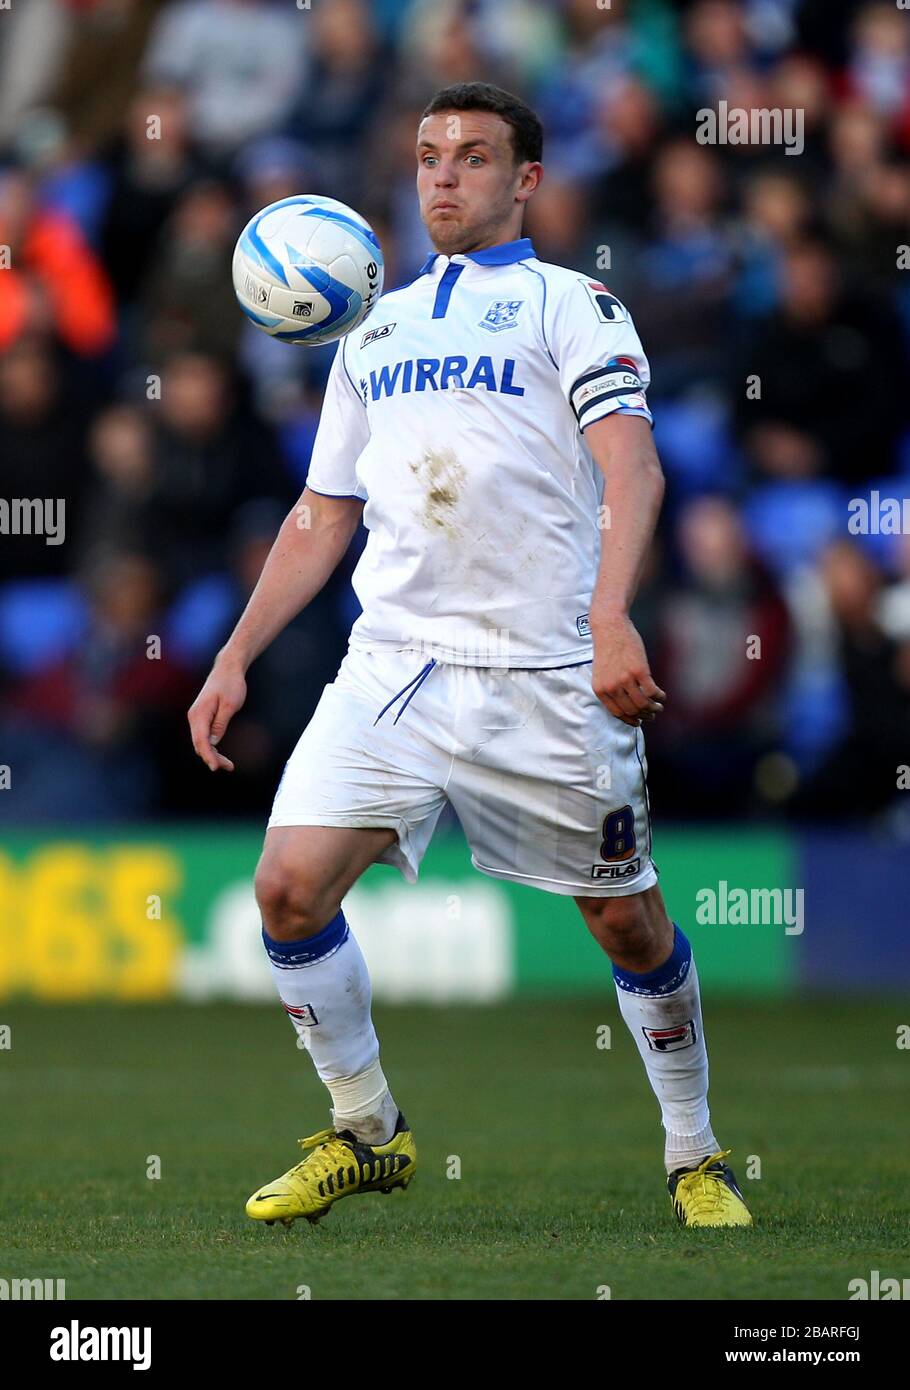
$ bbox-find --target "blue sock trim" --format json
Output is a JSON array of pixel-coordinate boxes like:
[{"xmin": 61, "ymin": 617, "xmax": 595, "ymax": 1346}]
[
  {"xmin": 262, "ymin": 910, "xmax": 349, "ymax": 967},
  {"xmin": 613, "ymin": 923, "xmax": 692, "ymax": 996}
]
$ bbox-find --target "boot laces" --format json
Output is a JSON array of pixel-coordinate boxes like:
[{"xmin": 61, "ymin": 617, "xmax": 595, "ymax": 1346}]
[
  {"xmin": 289, "ymin": 1127, "xmax": 356, "ymax": 1182},
  {"xmin": 676, "ymin": 1148, "xmax": 734, "ymax": 1214}
]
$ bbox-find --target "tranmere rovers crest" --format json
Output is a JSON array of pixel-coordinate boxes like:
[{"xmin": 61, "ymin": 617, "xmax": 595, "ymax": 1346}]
[{"xmin": 479, "ymin": 299, "xmax": 524, "ymax": 332}]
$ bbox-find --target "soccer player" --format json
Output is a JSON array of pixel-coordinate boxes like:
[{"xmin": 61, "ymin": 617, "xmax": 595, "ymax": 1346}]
[{"xmin": 188, "ymin": 82, "xmax": 752, "ymax": 1230}]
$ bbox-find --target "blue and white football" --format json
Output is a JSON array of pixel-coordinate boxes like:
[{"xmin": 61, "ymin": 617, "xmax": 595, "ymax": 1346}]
[{"xmin": 232, "ymin": 195, "xmax": 383, "ymax": 346}]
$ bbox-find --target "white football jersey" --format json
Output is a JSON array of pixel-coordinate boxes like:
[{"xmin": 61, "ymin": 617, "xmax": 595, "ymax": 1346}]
[{"xmin": 306, "ymin": 237, "xmax": 652, "ymax": 668}]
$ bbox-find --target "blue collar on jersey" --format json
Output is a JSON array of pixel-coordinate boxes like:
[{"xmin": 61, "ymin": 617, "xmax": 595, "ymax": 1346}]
[{"xmin": 417, "ymin": 237, "xmax": 536, "ymax": 275}]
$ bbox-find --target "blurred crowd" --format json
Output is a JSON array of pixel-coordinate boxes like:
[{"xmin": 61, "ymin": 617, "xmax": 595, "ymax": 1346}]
[{"xmin": 0, "ymin": 0, "xmax": 908, "ymax": 825}]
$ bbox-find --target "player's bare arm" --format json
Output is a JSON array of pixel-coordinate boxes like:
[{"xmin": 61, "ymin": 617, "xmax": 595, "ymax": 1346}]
[
  {"xmin": 585, "ymin": 412, "xmax": 667, "ymax": 729},
  {"xmin": 187, "ymin": 488, "xmax": 363, "ymax": 772}
]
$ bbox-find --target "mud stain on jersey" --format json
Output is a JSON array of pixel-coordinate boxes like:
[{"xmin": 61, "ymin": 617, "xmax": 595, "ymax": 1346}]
[{"xmin": 409, "ymin": 447, "xmax": 466, "ymax": 535}]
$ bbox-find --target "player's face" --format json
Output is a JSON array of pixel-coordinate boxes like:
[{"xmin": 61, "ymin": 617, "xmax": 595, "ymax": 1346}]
[{"xmin": 416, "ymin": 110, "xmax": 540, "ymax": 255}]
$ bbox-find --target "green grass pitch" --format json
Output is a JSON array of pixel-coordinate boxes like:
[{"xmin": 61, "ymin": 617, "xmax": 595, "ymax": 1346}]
[{"xmin": 1, "ymin": 999, "xmax": 907, "ymax": 1300}]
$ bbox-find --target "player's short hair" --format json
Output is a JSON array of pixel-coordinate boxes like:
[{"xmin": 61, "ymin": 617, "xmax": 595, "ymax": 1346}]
[{"xmin": 420, "ymin": 83, "xmax": 543, "ymax": 165}]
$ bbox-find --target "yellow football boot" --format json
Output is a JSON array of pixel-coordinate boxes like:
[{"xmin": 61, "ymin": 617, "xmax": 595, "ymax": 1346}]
[
  {"xmin": 667, "ymin": 1148, "xmax": 753, "ymax": 1228},
  {"xmin": 246, "ymin": 1110, "xmax": 416, "ymax": 1227}
]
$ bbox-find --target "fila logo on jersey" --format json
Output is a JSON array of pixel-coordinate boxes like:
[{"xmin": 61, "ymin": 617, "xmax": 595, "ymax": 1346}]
[
  {"xmin": 282, "ymin": 1001, "xmax": 319, "ymax": 1026},
  {"xmin": 361, "ymin": 321, "xmax": 396, "ymax": 348},
  {"xmin": 642, "ymin": 1021, "xmax": 697, "ymax": 1052},
  {"xmin": 582, "ymin": 280, "xmax": 628, "ymax": 323},
  {"xmin": 479, "ymin": 299, "xmax": 524, "ymax": 332},
  {"xmin": 367, "ymin": 356, "xmax": 524, "ymax": 399}
]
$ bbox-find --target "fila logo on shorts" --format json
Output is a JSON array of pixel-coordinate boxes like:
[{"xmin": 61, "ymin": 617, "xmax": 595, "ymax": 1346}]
[{"xmin": 592, "ymin": 858, "xmax": 642, "ymax": 879}]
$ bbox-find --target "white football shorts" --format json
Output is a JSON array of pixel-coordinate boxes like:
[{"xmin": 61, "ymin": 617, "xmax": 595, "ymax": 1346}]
[{"xmin": 268, "ymin": 644, "xmax": 658, "ymax": 898}]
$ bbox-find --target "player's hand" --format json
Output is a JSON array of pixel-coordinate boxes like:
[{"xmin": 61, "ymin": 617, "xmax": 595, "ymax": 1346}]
[
  {"xmin": 591, "ymin": 615, "xmax": 666, "ymax": 727},
  {"xmin": 187, "ymin": 658, "xmax": 248, "ymax": 771}
]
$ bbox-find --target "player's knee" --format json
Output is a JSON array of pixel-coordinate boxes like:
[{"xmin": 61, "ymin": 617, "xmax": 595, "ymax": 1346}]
[
  {"xmin": 254, "ymin": 858, "xmax": 338, "ymax": 940},
  {"xmin": 585, "ymin": 894, "xmax": 648, "ymax": 938},
  {"xmin": 579, "ymin": 890, "xmax": 667, "ymax": 959}
]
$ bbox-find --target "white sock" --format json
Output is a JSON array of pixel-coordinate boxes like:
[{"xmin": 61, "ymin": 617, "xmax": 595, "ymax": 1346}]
[
  {"xmin": 612, "ymin": 924, "xmax": 719, "ymax": 1173},
  {"xmin": 262, "ymin": 910, "xmax": 398, "ymax": 1144}
]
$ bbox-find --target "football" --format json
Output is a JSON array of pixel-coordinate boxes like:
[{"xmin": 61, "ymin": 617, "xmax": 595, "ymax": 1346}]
[{"xmin": 232, "ymin": 194, "xmax": 383, "ymax": 346}]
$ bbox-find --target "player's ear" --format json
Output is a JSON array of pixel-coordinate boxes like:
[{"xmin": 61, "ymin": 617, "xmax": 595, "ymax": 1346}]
[{"xmin": 516, "ymin": 161, "xmax": 543, "ymax": 202}]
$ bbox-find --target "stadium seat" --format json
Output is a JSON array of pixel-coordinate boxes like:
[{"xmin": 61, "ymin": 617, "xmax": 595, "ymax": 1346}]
[
  {"xmin": 652, "ymin": 397, "xmax": 743, "ymax": 497},
  {"xmin": 743, "ymin": 481, "xmax": 848, "ymax": 577},
  {"xmin": 0, "ymin": 579, "xmax": 87, "ymax": 675},
  {"xmin": 779, "ymin": 667, "xmax": 850, "ymax": 772},
  {"xmin": 165, "ymin": 574, "xmax": 238, "ymax": 667}
]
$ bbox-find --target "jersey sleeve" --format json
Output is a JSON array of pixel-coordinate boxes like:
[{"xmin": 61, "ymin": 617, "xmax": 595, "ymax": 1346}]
[
  {"xmin": 547, "ymin": 276, "xmax": 653, "ymax": 432},
  {"xmin": 305, "ymin": 338, "xmax": 370, "ymax": 500}
]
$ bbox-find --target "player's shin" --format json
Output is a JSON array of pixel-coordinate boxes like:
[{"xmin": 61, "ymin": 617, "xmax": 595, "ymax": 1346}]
[
  {"xmin": 261, "ymin": 910, "xmax": 400, "ymax": 1145},
  {"xmin": 611, "ymin": 923, "xmax": 719, "ymax": 1173}
]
